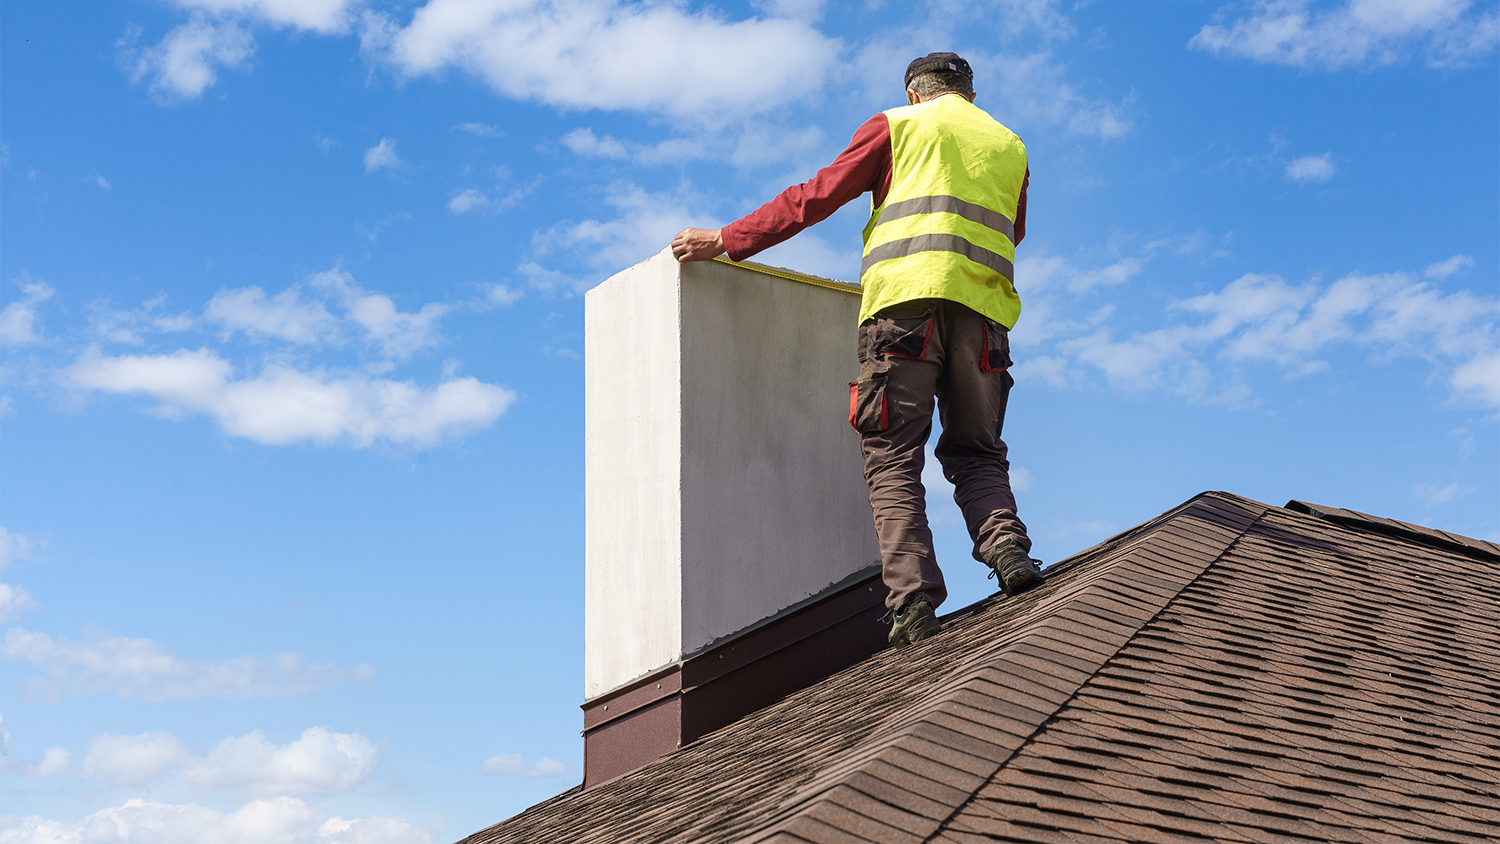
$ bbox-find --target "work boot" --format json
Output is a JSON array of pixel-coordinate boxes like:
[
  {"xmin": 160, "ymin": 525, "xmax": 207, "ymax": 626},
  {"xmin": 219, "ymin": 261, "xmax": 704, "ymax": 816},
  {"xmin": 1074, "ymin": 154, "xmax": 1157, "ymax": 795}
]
[
  {"xmin": 984, "ymin": 537, "xmax": 1043, "ymax": 596},
  {"xmin": 888, "ymin": 597, "xmax": 940, "ymax": 646}
]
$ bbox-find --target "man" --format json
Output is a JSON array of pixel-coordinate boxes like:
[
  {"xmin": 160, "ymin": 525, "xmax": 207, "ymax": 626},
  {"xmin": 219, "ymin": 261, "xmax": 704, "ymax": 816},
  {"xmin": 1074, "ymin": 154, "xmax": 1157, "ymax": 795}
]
[{"xmin": 671, "ymin": 52, "xmax": 1042, "ymax": 647}]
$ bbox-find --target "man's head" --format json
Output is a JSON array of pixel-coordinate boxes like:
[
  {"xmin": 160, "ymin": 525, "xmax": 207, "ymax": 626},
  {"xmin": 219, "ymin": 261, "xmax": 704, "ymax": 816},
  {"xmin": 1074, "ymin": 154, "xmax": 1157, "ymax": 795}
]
[{"xmin": 905, "ymin": 52, "xmax": 974, "ymax": 104}]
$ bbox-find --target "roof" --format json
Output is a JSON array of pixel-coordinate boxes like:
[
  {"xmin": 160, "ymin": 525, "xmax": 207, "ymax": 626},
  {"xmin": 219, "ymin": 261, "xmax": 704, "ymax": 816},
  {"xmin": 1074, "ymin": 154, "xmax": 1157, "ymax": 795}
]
[{"xmin": 459, "ymin": 491, "xmax": 1500, "ymax": 844}]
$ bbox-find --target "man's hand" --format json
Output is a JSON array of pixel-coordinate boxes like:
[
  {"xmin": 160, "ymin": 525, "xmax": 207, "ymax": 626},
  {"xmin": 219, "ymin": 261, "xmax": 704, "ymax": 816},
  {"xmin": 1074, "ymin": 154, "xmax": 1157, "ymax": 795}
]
[{"xmin": 671, "ymin": 228, "xmax": 726, "ymax": 263}]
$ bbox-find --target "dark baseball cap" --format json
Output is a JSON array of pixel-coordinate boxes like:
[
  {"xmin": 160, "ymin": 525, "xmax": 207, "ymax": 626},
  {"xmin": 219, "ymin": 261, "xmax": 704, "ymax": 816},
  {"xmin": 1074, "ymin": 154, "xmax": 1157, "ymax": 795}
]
[{"xmin": 904, "ymin": 52, "xmax": 974, "ymax": 89}]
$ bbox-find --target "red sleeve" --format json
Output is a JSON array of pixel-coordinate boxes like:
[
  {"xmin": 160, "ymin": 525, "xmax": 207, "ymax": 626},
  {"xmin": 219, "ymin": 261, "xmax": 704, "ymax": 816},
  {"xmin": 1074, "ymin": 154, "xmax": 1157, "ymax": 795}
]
[
  {"xmin": 1014, "ymin": 167, "xmax": 1028, "ymax": 245},
  {"xmin": 721, "ymin": 114, "xmax": 892, "ymax": 262}
]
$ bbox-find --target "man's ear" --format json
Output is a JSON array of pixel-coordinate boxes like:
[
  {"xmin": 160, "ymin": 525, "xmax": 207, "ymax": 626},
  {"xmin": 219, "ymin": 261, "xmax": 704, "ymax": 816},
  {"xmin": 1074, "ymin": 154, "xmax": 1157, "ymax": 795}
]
[
  {"xmin": 906, "ymin": 88, "xmax": 919, "ymax": 105},
  {"xmin": 966, "ymin": 91, "xmax": 977, "ymax": 103}
]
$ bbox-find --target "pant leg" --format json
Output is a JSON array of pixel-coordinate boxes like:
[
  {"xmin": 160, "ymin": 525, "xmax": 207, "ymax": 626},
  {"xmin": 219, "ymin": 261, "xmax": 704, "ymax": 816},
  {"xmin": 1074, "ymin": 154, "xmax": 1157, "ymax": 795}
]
[
  {"xmin": 932, "ymin": 301, "xmax": 1032, "ymax": 561},
  {"xmin": 851, "ymin": 301, "xmax": 948, "ymax": 611}
]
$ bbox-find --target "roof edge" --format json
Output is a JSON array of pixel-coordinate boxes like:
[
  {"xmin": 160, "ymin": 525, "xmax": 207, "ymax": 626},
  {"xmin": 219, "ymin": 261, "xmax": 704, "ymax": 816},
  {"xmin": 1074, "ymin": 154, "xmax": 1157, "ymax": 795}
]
[{"xmin": 1285, "ymin": 499, "xmax": 1500, "ymax": 563}]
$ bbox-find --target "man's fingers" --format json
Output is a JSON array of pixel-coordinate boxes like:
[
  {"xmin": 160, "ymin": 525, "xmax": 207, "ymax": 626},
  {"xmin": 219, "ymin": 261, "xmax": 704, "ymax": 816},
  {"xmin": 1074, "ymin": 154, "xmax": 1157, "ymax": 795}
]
[{"xmin": 670, "ymin": 228, "xmax": 724, "ymax": 263}]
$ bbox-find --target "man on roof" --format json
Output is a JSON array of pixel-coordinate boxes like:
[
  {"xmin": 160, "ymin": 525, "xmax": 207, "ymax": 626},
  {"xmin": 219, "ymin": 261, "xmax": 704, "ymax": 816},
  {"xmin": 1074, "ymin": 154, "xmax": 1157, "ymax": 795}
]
[{"xmin": 671, "ymin": 52, "xmax": 1042, "ymax": 647}]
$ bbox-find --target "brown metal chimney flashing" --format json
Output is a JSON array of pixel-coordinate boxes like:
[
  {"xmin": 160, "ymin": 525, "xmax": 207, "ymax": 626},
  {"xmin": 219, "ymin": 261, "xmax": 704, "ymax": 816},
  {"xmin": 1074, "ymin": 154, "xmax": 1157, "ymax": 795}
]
[{"xmin": 581, "ymin": 566, "xmax": 888, "ymax": 788}]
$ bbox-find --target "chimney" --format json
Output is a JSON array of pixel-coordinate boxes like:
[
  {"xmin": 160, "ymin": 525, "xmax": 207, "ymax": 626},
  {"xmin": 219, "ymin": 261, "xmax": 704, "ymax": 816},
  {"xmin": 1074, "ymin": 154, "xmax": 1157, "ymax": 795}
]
[{"xmin": 581, "ymin": 250, "xmax": 888, "ymax": 787}]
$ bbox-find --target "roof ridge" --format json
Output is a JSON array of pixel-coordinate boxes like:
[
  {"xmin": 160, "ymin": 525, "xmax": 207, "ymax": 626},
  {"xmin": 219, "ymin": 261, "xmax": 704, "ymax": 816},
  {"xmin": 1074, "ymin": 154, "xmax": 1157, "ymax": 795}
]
[
  {"xmin": 1285, "ymin": 499, "xmax": 1500, "ymax": 562},
  {"xmin": 739, "ymin": 492, "xmax": 1270, "ymax": 844}
]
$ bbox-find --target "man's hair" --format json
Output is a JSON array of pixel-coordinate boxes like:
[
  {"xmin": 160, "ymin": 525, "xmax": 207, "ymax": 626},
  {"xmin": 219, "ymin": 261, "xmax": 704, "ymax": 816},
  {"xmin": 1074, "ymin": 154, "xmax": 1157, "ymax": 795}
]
[{"xmin": 908, "ymin": 69, "xmax": 973, "ymax": 99}]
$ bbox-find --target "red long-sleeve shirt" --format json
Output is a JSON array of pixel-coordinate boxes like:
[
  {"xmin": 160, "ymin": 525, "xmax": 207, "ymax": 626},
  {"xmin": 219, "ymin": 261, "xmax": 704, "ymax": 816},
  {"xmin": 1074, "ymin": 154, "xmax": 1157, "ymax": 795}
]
[{"xmin": 721, "ymin": 112, "xmax": 1028, "ymax": 263}]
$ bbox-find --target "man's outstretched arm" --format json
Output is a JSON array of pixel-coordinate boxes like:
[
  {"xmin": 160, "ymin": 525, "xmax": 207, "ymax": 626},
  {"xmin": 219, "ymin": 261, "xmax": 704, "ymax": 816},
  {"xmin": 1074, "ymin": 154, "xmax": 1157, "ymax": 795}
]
[{"xmin": 670, "ymin": 114, "xmax": 892, "ymax": 264}]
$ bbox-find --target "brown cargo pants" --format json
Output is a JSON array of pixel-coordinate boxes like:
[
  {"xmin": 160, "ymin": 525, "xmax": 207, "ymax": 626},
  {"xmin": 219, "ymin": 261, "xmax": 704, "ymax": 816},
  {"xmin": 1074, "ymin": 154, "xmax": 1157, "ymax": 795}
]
[{"xmin": 848, "ymin": 298, "xmax": 1031, "ymax": 612}]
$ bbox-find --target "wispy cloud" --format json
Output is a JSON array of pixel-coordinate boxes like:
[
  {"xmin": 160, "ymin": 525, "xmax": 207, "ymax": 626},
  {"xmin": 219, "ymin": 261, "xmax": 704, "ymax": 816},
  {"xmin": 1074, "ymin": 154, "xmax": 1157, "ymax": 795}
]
[
  {"xmin": 80, "ymin": 732, "xmax": 190, "ymax": 786},
  {"xmin": 117, "ymin": 0, "xmax": 360, "ymax": 102},
  {"xmin": 120, "ymin": 16, "xmax": 256, "ymax": 103},
  {"xmin": 1285, "ymin": 152, "xmax": 1335, "ymax": 183},
  {"xmin": 1048, "ymin": 268, "xmax": 1500, "ymax": 407},
  {"xmin": 561, "ymin": 128, "xmax": 629, "ymax": 160},
  {"xmin": 363, "ymin": 138, "xmax": 402, "ymax": 173},
  {"xmin": 0, "ymin": 797, "xmax": 432, "ymax": 844},
  {"xmin": 0, "ymin": 527, "xmax": 44, "ymax": 568},
  {"xmin": 1426, "ymin": 253, "xmax": 1474, "ymax": 280},
  {"xmin": 29, "ymin": 747, "xmax": 71, "ymax": 779},
  {"xmin": 3, "ymin": 627, "xmax": 375, "ymax": 701},
  {"xmin": 480, "ymin": 752, "xmax": 575, "ymax": 778},
  {"xmin": 1414, "ymin": 481, "xmax": 1475, "ymax": 505},
  {"xmin": 453, "ymin": 122, "xmax": 503, "ymax": 137},
  {"xmin": 204, "ymin": 285, "xmax": 340, "ymax": 345},
  {"xmin": 49, "ymin": 725, "xmax": 384, "ymax": 798},
  {"xmin": 0, "ymin": 583, "xmax": 37, "ymax": 624},
  {"xmin": 1191, "ymin": 0, "xmax": 1500, "ymax": 69},
  {"xmin": 0, "ymin": 275, "xmax": 55, "ymax": 346},
  {"xmin": 447, "ymin": 188, "xmax": 491, "ymax": 215}
]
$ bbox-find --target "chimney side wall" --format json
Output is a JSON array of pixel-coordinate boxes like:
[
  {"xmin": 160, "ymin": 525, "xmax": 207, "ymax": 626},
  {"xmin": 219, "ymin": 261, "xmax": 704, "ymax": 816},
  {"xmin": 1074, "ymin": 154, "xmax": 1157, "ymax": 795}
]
[{"xmin": 678, "ymin": 259, "xmax": 879, "ymax": 655}]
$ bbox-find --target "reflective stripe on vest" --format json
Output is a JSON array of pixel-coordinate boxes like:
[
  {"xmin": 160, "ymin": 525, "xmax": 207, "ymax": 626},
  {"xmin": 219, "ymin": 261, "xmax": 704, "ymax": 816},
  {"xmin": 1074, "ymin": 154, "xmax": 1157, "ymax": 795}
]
[{"xmin": 858, "ymin": 96, "xmax": 1028, "ymax": 328}]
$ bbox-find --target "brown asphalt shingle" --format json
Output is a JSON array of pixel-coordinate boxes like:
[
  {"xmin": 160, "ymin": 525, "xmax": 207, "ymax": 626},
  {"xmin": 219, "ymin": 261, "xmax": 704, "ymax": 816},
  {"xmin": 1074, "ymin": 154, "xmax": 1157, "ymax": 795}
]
[{"xmin": 456, "ymin": 493, "xmax": 1500, "ymax": 844}]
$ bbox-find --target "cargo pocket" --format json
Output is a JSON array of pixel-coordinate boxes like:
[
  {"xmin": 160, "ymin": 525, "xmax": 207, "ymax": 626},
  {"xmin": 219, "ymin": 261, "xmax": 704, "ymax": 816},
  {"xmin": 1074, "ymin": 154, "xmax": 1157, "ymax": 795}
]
[
  {"xmin": 869, "ymin": 308, "xmax": 935, "ymax": 360},
  {"xmin": 979, "ymin": 318, "xmax": 1013, "ymax": 373},
  {"xmin": 848, "ymin": 374, "xmax": 889, "ymax": 434}
]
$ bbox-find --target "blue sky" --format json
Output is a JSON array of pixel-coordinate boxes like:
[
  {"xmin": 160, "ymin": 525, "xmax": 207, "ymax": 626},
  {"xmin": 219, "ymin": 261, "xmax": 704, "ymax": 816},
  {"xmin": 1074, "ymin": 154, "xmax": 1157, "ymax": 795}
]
[{"xmin": 2, "ymin": 0, "xmax": 1496, "ymax": 840}]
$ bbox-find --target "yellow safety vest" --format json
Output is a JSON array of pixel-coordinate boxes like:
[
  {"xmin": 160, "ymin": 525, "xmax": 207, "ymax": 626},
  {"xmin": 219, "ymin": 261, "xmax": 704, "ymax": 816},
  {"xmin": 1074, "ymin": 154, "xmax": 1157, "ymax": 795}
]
[{"xmin": 860, "ymin": 95, "xmax": 1028, "ymax": 328}]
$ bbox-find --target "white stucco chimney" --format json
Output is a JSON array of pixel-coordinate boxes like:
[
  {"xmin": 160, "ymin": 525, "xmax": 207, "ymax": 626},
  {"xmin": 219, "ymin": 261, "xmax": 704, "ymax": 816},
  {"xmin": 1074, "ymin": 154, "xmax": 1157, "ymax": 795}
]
[{"xmin": 581, "ymin": 250, "xmax": 886, "ymax": 786}]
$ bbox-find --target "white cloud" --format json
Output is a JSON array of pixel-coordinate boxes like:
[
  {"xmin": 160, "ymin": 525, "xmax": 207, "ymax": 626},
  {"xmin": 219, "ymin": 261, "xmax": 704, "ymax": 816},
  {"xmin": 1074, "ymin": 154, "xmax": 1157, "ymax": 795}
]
[
  {"xmin": 1012, "ymin": 354, "xmax": 1072, "ymax": 389},
  {"xmin": 80, "ymin": 732, "xmax": 191, "ymax": 786},
  {"xmin": 205, "ymin": 286, "xmax": 340, "ymax": 345},
  {"xmin": 369, "ymin": 0, "xmax": 840, "ymax": 121},
  {"xmin": 310, "ymin": 269, "xmax": 451, "ymax": 360},
  {"xmin": 1011, "ymin": 467, "xmax": 1035, "ymax": 493},
  {"xmin": 29, "ymin": 747, "xmax": 71, "ymax": 779},
  {"xmin": 0, "ymin": 277, "xmax": 55, "ymax": 346},
  {"xmin": 480, "ymin": 284, "xmax": 522, "ymax": 306},
  {"xmin": 0, "ymin": 797, "xmax": 431, "ymax": 844},
  {"xmin": 1414, "ymin": 481, "xmax": 1475, "ymax": 504},
  {"xmin": 203, "ymin": 269, "xmax": 455, "ymax": 358},
  {"xmin": 1190, "ymin": 0, "xmax": 1500, "ymax": 69},
  {"xmin": 561, "ymin": 128, "xmax": 628, "ymax": 160},
  {"xmin": 1426, "ymin": 253, "xmax": 1475, "ymax": 279},
  {"xmin": 447, "ymin": 188, "xmax": 490, "ymax": 214},
  {"xmin": 453, "ymin": 122, "xmax": 502, "ymax": 137},
  {"xmin": 972, "ymin": 49, "xmax": 1135, "ymax": 140},
  {"xmin": 1451, "ymin": 350, "xmax": 1500, "ymax": 408},
  {"xmin": 1048, "ymin": 268, "xmax": 1500, "ymax": 407},
  {"xmin": 170, "ymin": 0, "xmax": 359, "ymax": 34},
  {"xmin": 22, "ymin": 726, "xmax": 378, "ymax": 795},
  {"xmin": 0, "ymin": 713, "xmax": 10, "ymax": 755},
  {"xmin": 0, "ymin": 528, "xmax": 42, "ymax": 569},
  {"xmin": 538, "ymin": 181, "xmax": 712, "ymax": 273},
  {"xmin": 86, "ymin": 173, "xmax": 111, "ymax": 190},
  {"xmin": 66, "ymin": 345, "xmax": 512, "ymax": 448},
  {"xmin": 1285, "ymin": 152, "xmax": 1336, "ymax": 183},
  {"xmin": 479, "ymin": 753, "xmax": 574, "ymax": 778},
  {"xmin": 123, "ymin": 16, "xmax": 256, "ymax": 102},
  {"xmin": 363, "ymin": 138, "xmax": 402, "ymax": 173},
  {"xmin": 88, "ymin": 294, "xmax": 196, "ymax": 345},
  {"xmin": 1, "ymin": 627, "xmax": 375, "ymax": 701},
  {"xmin": 1018, "ymin": 252, "xmax": 1144, "ymax": 295},
  {"xmin": 0, "ymin": 583, "xmax": 37, "ymax": 623},
  {"xmin": 183, "ymin": 728, "xmax": 380, "ymax": 797}
]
